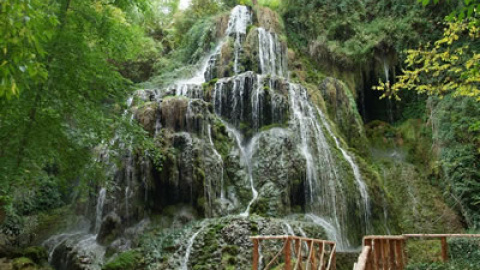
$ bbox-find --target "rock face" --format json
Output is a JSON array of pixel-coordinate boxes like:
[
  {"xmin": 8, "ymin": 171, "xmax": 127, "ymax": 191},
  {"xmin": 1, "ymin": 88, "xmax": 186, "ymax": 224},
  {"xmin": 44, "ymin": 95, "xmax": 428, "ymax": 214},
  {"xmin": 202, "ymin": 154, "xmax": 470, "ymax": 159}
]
[
  {"xmin": 319, "ymin": 77, "xmax": 368, "ymax": 152},
  {"xmin": 147, "ymin": 216, "xmax": 328, "ymax": 270},
  {"xmin": 43, "ymin": 5, "xmax": 388, "ymax": 270}
]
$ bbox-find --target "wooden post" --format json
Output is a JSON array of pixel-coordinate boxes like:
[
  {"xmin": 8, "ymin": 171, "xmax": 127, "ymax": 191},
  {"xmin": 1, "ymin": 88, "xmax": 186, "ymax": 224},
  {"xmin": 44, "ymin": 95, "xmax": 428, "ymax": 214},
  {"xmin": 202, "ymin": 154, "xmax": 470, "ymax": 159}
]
[
  {"xmin": 331, "ymin": 247, "xmax": 337, "ymax": 270},
  {"xmin": 311, "ymin": 242, "xmax": 317, "ymax": 270},
  {"xmin": 441, "ymin": 237, "xmax": 448, "ymax": 262},
  {"xmin": 395, "ymin": 240, "xmax": 404, "ymax": 270},
  {"xmin": 382, "ymin": 239, "xmax": 389, "ymax": 270},
  {"xmin": 285, "ymin": 237, "xmax": 292, "ymax": 270},
  {"xmin": 402, "ymin": 239, "xmax": 408, "ymax": 267},
  {"xmin": 253, "ymin": 239, "xmax": 259, "ymax": 270},
  {"xmin": 319, "ymin": 242, "xmax": 325, "ymax": 270},
  {"xmin": 295, "ymin": 239, "xmax": 301, "ymax": 257},
  {"xmin": 364, "ymin": 238, "xmax": 373, "ymax": 270},
  {"xmin": 389, "ymin": 240, "xmax": 395, "ymax": 270},
  {"xmin": 374, "ymin": 239, "xmax": 381, "ymax": 270}
]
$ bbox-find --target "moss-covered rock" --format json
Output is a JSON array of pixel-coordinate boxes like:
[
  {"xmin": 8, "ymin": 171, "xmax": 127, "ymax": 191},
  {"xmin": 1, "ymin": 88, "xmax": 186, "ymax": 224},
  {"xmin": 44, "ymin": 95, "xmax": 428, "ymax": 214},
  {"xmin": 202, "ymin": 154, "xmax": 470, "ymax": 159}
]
[
  {"xmin": 12, "ymin": 257, "xmax": 36, "ymax": 270},
  {"xmin": 22, "ymin": 247, "xmax": 47, "ymax": 264},
  {"xmin": 102, "ymin": 250, "xmax": 142, "ymax": 270}
]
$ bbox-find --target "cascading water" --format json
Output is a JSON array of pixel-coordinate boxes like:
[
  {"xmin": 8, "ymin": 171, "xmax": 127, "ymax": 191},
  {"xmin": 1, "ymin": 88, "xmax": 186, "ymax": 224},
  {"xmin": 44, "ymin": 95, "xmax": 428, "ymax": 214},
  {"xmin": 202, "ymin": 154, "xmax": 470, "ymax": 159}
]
[
  {"xmin": 288, "ymin": 83, "xmax": 349, "ymax": 248},
  {"xmin": 181, "ymin": 224, "xmax": 207, "ymax": 270},
  {"xmin": 283, "ymin": 222, "xmax": 295, "ymax": 236},
  {"xmin": 257, "ymin": 28, "xmax": 286, "ymax": 77},
  {"xmin": 226, "ymin": 5, "xmax": 252, "ymax": 74},
  {"xmin": 207, "ymin": 124, "xmax": 224, "ymax": 199},
  {"xmin": 306, "ymin": 214, "xmax": 344, "ymax": 250},
  {"xmin": 222, "ymin": 121, "xmax": 258, "ymax": 217},
  {"xmin": 94, "ymin": 188, "xmax": 106, "ymax": 234},
  {"xmin": 316, "ymin": 108, "xmax": 372, "ymax": 233}
]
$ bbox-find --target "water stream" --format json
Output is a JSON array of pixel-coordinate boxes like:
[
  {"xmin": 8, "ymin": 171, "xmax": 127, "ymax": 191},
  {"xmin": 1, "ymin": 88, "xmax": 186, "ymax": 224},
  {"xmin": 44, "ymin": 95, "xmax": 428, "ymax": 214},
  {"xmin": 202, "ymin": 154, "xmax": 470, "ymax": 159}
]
[
  {"xmin": 94, "ymin": 188, "xmax": 106, "ymax": 234},
  {"xmin": 316, "ymin": 108, "xmax": 372, "ymax": 233},
  {"xmin": 181, "ymin": 224, "xmax": 207, "ymax": 270}
]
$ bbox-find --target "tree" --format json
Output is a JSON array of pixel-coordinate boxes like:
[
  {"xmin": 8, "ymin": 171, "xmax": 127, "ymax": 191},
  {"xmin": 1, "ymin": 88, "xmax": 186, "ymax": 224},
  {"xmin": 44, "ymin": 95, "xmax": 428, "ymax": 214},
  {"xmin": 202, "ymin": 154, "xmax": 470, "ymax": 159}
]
[
  {"xmin": 0, "ymin": 0, "xmax": 158, "ymax": 192},
  {"xmin": 375, "ymin": 19, "xmax": 480, "ymax": 100},
  {"xmin": 375, "ymin": 0, "xmax": 480, "ymax": 101}
]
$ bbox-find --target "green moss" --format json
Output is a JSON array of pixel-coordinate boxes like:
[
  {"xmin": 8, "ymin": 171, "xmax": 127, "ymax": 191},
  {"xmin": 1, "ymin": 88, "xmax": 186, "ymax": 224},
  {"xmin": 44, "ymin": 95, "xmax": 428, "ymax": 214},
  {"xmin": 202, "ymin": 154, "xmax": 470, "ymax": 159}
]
[
  {"xmin": 12, "ymin": 257, "xmax": 35, "ymax": 270},
  {"xmin": 22, "ymin": 246, "xmax": 47, "ymax": 264},
  {"xmin": 102, "ymin": 250, "xmax": 142, "ymax": 270}
]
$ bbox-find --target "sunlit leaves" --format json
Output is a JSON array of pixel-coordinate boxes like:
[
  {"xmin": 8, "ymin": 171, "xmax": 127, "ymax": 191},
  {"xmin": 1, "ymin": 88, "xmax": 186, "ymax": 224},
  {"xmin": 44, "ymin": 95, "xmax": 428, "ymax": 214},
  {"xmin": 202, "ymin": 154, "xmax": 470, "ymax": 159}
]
[
  {"xmin": 375, "ymin": 20, "xmax": 480, "ymax": 101},
  {"xmin": 0, "ymin": 0, "xmax": 58, "ymax": 98}
]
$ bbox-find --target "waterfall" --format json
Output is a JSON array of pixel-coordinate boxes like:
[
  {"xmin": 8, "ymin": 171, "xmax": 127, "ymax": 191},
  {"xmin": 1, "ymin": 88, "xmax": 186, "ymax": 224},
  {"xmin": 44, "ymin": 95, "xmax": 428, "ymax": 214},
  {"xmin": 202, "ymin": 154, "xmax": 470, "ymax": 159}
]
[
  {"xmin": 381, "ymin": 192, "xmax": 391, "ymax": 234},
  {"xmin": 125, "ymin": 187, "xmax": 130, "ymax": 225},
  {"xmin": 181, "ymin": 224, "xmax": 207, "ymax": 270},
  {"xmin": 258, "ymin": 28, "xmax": 286, "ymax": 77},
  {"xmin": 252, "ymin": 75, "xmax": 264, "ymax": 131},
  {"xmin": 287, "ymin": 83, "xmax": 349, "ymax": 247},
  {"xmin": 221, "ymin": 121, "xmax": 258, "ymax": 217},
  {"xmin": 94, "ymin": 188, "xmax": 106, "ymax": 234},
  {"xmin": 283, "ymin": 222, "xmax": 295, "ymax": 236},
  {"xmin": 207, "ymin": 124, "xmax": 224, "ymax": 199},
  {"xmin": 306, "ymin": 214, "xmax": 345, "ymax": 250},
  {"xmin": 226, "ymin": 5, "xmax": 252, "ymax": 74},
  {"xmin": 383, "ymin": 58, "xmax": 390, "ymax": 83},
  {"xmin": 316, "ymin": 108, "xmax": 372, "ymax": 233}
]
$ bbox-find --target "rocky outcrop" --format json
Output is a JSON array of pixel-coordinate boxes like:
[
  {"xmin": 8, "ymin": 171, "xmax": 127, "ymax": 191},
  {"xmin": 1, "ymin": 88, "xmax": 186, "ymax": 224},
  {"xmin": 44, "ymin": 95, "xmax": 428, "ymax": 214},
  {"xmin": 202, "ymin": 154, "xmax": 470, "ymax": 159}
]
[
  {"xmin": 255, "ymin": 7, "xmax": 283, "ymax": 34},
  {"xmin": 320, "ymin": 77, "xmax": 368, "ymax": 153},
  {"xmin": 152, "ymin": 216, "xmax": 327, "ymax": 270}
]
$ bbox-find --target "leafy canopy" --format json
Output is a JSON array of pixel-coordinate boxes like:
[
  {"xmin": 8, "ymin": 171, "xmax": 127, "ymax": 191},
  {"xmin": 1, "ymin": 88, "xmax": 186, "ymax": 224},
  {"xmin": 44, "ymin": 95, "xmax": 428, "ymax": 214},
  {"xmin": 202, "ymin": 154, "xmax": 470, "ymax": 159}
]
[{"xmin": 375, "ymin": 20, "xmax": 480, "ymax": 101}]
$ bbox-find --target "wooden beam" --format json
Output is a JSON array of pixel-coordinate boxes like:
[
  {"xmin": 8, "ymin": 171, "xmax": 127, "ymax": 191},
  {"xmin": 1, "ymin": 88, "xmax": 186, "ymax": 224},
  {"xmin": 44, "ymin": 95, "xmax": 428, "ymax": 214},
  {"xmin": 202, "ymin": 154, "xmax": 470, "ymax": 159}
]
[
  {"xmin": 354, "ymin": 246, "xmax": 371, "ymax": 270},
  {"xmin": 388, "ymin": 240, "xmax": 395, "ymax": 270},
  {"xmin": 373, "ymin": 239, "xmax": 380, "ymax": 270},
  {"xmin": 395, "ymin": 239, "xmax": 404, "ymax": 270},
  {"xmin": 381, "ymin": 239, "xmax": 388, "ymax": 270},
  {"xmin": 253, "ymin": 239, "xmax": 259, "ymax": 270},
  {"xmin": 319, "ymin": 242, "xmax": 325, "ymax": 270},
  {"xmin": 285, "ymin": 237, "xmax": 291, "ymax": 270},
  {"xmin": 441, "ymin": 237, "xmax": 448, "ymax": 263},
  {"xmin": 403, "ymin": 234, "xmax": 480, "ymax": 239}
]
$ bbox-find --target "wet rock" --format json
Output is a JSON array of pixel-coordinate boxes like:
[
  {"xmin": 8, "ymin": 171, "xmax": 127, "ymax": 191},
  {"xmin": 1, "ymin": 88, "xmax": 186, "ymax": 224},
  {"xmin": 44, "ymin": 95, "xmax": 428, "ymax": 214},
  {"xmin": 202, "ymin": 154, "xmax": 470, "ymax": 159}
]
[
  {"xmin": 319, "ymin": 77, "xmax": 368, "ymax": 152},
  {"xmin": 255, "ymin": 7, "xmax": 283, "ymax": 34},
  {"xmin": 12, "ymin": 257, "xmax": 35, "ymax": 270},
  {"xmin": 22, "ymin": 247, "xmax": 47, "ymax": 264},
  {"xmin": 97, "ymin": 213, "xmax": 121, "ymax": 246},
  {"xmin": 136, "ymin": 102, "xmax": 158, "ymax": 135}
]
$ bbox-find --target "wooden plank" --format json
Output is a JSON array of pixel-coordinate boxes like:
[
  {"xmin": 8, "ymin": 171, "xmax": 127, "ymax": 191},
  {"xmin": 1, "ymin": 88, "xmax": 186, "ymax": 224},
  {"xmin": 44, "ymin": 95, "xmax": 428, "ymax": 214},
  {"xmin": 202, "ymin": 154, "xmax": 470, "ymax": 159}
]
[
  {"xmin": 305, "ymin": 240, "xmax": 314, "ymax": 270},
  {"xmin": 318, "ymin": 242, "xmax": 325, "ymax": 270},
  {"xmin": 403, "ymin": 234, "xmax": 480, "ymax": 239},
  {"xmin": 354, "ymin": 246, "xmax": 371, "ymax": 270},
  {"xmin": 381, "ymin": 239, "xmax": 388, "ymax": 270},
  {"xmin": 285, "ymin": 238, "xmax": 292, "ymax": 270},
  {"xmin": 253, "ymin": 239, "xmax": 259, "ymax": 270},
  {"xmin": 373, "ymin": 239, "xmax": 380, "ymax": 270},
  {"xmin": 364, "ymin": 236, "xmax": 406, "ymax": 240},
  {"xmin": 250, "ymin": 235, "xmax": 335, "ymax": 245},
  {"xmin": 363, "ymin": 238, "xmax": 373, "ymax": 270},
  {"xmin": 388, "ymin": 240, "xmax": 395, "ymax": 270},
  {"xmin": 293, "ymin": 239, "xmax": 303, "ymax": 270},
  {"xmin": 441, "ymin": 237, "xmax": 449, "ymax": 262},
  {"xmin": 395, "ymin": 239, "xmax": 404, "ymax": 270},
  {"xmin": 330, "ymin": 249, "xmax": 336, "ymax": 270},
  {"xmin": 402, "ymin": 239, "xmax": 408, "ymax": 267},
  {"xmin": 311, "ymin": 242, "xmax": 317, "ymax": 270}
]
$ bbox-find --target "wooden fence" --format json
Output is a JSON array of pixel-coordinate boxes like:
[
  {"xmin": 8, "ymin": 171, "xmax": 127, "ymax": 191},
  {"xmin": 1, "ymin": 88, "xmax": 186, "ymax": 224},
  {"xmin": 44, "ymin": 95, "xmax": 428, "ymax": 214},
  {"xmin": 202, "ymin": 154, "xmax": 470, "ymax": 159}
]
[
  {"xmin": 353, "ymin": 234, "xmax": 480, "ymax": 270},
  {"xmin": 251, "ymin": 235, "xmax": 337, "ymax": 270}
]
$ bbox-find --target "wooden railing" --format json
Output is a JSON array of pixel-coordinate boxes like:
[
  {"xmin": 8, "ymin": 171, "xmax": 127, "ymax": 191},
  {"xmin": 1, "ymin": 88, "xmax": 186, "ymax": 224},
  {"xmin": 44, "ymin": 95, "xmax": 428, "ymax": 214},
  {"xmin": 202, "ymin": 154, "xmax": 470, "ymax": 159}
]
[
  {"xmin": 353, "ymin": 234, "xmax": 480, "ymax": 270},
  {"xmin": 251, "ymin": 235, "xmax": 337, "ymax": 270}
]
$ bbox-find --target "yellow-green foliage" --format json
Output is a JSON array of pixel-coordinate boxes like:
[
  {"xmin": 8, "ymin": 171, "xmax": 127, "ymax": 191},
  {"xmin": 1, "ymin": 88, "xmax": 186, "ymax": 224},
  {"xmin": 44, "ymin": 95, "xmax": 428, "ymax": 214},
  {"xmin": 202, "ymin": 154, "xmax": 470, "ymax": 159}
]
[{"xmin": 376, "ymin": 21, "xmax": 480, "ymax": 101}]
